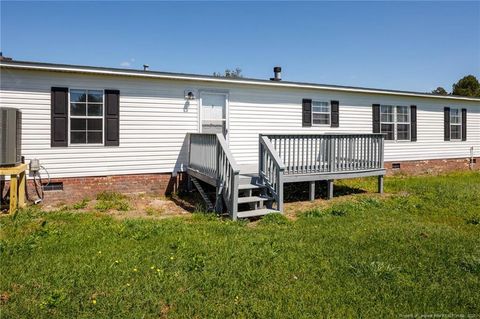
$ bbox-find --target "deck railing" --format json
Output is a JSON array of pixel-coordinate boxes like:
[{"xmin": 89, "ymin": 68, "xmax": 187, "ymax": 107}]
[
  {"xmin": 259, "ymin": 135, "xmax": 285, "ymax": 212},
  {"xmin": 189, "ymin": 133, "xmax": 240, "ymax": 219},
  {"xmin": 264, "ymin": 133, "xmax": 384, "ymax": 175}
]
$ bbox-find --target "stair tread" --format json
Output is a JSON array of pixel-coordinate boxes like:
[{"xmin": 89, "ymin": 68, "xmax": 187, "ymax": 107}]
[
  {"xmin": 237, "ymin": 196, "xmax": 272, "ymax": 204},
  {"xmin": 237, "ymin": 208, "xmax": 280, "ymax": 218},
  {"xmin": 238, "ymin": 183, "xmax": 266, "ymax": 190}
]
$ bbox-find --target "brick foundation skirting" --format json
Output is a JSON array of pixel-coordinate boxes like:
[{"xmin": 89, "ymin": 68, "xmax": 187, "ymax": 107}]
[
  {"xmin": 385, "ymin": 157, "xmax": 478, "ymax": 176},
  {"xmin": 1, "ymin": 172, "xmax": 187, "ymax": 205},
  {"xmin": 1, "ymin": 157, "xmax": 477, "ymax": 206}
]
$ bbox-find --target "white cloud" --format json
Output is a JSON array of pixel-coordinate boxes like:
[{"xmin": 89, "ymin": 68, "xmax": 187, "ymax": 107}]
[{"xmin": 120, "ymin": 58, "xmax": 136, "ymax": 67}]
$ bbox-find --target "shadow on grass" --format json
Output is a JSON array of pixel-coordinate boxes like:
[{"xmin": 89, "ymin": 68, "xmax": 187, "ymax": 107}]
[
  {"xmin": 171, "ymin": 180, "xmax": 219, "ymax": 213},
  {"xmin": 283, "ymin": 181, "xmax": 366, "ymax": 203}
]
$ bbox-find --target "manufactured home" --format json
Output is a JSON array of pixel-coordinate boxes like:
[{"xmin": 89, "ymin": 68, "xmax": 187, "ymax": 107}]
[{"xmin": 1, "ymin": 59, "xmax": 479, "ymax": 218}]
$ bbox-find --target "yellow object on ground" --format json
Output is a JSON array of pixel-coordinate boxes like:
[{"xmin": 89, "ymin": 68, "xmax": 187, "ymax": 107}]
[{"xmin": 0, "ymin": 163, "xmax": 27, "ymax": 214}]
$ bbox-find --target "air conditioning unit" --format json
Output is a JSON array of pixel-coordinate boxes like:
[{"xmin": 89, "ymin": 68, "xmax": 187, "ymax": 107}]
[{"xmin": 0, "ymin": 107, "xmax": 22, "ymax": 167}]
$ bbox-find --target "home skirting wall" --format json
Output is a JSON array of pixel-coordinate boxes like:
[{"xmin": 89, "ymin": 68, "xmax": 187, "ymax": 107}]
[
  {"xmin": 1, "ymin": 157, "xmax": 477, "ymax": 206},
  {"xmin": 384, "ymin": 157, "xmax": 478, "ymax": 175},
  {"xmin": 0, "ymin": 173, "xmax": 187, "ymax": 205}
]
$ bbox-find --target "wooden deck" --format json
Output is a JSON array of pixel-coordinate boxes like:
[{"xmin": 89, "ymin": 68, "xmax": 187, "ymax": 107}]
[{"xmin": 187, "ymin": 133, "xmax": 385, "ymax": 220}]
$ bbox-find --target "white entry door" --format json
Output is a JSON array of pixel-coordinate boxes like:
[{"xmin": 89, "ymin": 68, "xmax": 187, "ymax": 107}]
[{"xmin": 200, "ymin": 92, "xmax": 228, "ymax": 137}]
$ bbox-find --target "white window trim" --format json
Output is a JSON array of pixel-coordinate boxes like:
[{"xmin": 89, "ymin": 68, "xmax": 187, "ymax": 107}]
[
  {"xmin": 311, "ymin": 100, "xmax": 331, "ymax": 126},
  {"xmin": 68, "ymin": 88, "xmax": 105, "ymax": 146},
  {"xmin": 380, "ymin": 105, "xmax": 411, "ymax": 142},
  {"xmin": 449, "ymin": 108, "xmax": 462, "ymax": 141}
]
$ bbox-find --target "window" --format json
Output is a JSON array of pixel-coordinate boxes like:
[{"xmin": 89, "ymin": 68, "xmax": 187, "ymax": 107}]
[
  {"xmin": 450, "ymin": 108, "xmax": 461, "ymax": 140},
  {"xmin": 312, "ymin": 101, "xmax": 330, "ymax": 125},
  {"xmin": 396, "ymin": 106, "xmax": 410, "ymax": 141},
  {"xmin": 380, "ymin": 105, "xmax": 394, "ymax": 140},
  {"xmin": 69, "ymin": 89, "xmax": 104, "ymax": 144},
  {"xmin": 380, "ymin": 105, "xmax": 410, "ymax": 141}
]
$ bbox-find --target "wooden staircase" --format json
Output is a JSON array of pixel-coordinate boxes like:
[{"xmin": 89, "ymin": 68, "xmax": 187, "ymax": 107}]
[
  {"xmin": 190, "ymin": 172, "xmax": 279, "ymax": 219},
  {"xmin": 236, "ymin": 174, "xmax": 278, "ymax": 219},
  {"xmin": 188, "ymin": 132, "xmax": 385, "ymax": 220},
  {"xmin": 188, "ymin": 133, "xmax": 283, "ymax": 220}
]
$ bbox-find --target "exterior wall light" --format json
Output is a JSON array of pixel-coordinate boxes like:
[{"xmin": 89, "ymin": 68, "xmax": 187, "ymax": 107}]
[{"xmin": 184, "ymin": 89, "xmax": 196, "ymax": 100}]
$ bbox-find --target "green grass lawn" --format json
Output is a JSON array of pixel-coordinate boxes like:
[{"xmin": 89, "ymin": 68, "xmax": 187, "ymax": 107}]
[{"xmin": 1, "ymin": 172, "xmax": 479, "ymax": 318}]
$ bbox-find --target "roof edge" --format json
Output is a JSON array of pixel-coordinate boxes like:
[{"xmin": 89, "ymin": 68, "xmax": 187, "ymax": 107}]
[{"xmin": 1, "ymin": 60, "xmax": 479, "ymax": 102}]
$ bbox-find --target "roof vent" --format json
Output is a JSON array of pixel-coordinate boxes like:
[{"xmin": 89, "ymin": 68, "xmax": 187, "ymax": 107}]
[
  {"xmin": 143, "ymin": 64, "xmax": 149, "ymax": 71},
  {"xmin": 270, "ymin": 66, "xmax": 282, "ymax": 81}
]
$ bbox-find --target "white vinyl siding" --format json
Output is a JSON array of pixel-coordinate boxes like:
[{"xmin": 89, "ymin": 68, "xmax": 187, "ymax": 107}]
[{"xmin": 1, "ymin": 68, "xmax": 479, "ymax": 180}]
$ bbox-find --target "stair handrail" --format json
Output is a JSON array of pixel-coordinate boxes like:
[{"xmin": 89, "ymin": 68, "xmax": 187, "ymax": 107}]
[
  {"xmin": 188, "ymin": 133, "xmax": 240, "ymax": 219},
  {"xmin": 215, "ymin": 133, "xmax": 240, "ymax": 219},
  {"xmin": 259, "ymin": 134, "xmax": 285, "ymax": 212}
]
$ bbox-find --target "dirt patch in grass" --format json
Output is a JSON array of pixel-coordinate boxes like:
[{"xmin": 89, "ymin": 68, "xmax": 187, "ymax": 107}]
[
  {"xmin": 1, "ymin": 292, "xmax": 10, "ymax": 304},
  {"xmin": 42, "ymin": 193, "xmax": 193, "ymax": 220},
  {"xmin": 108, "ymin": 195, "xmax": 191, "ymax": 220}
]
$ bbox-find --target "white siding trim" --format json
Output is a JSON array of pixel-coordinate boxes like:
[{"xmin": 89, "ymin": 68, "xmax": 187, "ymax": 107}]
[{"xmin": 2, "ymin": 62, "xmax": 480, "ymax": 102}]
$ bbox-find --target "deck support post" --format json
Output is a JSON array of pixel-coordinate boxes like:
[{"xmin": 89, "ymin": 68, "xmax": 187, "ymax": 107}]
[
  {"xmin": 309, "ymin": 181, "xmax": 315, "ymax": 201},
  {"xmin": 378, "ymin": 175, "xmax": 384, "ymax": 194},
  {"xmin": 215, "ymin": 180, "xmax": 223, "ymax": 214},
  {"xmin": 186, "ymin": 175, "xmax": 193, "ymax": 192},
  {"xmin": 327, "ymin": 179, "xmax": 334, "ymax": 200}
]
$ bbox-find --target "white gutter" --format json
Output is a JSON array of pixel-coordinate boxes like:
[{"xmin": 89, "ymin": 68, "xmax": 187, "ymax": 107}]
[{"xmin": 1, "ymin": 61, "xmax": 480, "ymax": 102}]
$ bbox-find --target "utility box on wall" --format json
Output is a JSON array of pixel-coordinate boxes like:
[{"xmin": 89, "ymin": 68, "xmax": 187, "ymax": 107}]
[{"xmin": 0, "ymin": 107, "xmax": 22, "ymax": 167}]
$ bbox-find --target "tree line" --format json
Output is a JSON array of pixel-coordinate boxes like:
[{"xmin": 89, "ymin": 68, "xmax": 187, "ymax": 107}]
[{"xmin": 431, "ymin": 75, "xmax": 480, "ymax": 97}]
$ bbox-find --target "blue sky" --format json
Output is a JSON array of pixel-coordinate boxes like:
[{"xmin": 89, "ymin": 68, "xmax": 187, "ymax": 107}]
[{"xmin": 1, "ymin": 1, "xmax": 479, "ymax": 92}]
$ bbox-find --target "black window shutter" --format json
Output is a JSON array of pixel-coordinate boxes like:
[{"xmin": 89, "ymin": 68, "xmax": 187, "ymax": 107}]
[
  {"xmin": 330, "ymin": 100, "xmax": 339, "ymax": 128},
  {"xmin": 372, "ymin": 104, "xmax": 380, "ymax": 133},
  {"xmin": 410, "ymin": 105, "xmax": 417, "ymax": 141},
  {"xmin": 51, "ymin": 87, "xmax": 68, "ymax": 147},
  {"xmin": 444, "ymin": 107, "xmax": 450, "ymax": 141},
  {"xmin": 461, "ymin": 108, "xmax": 467, "ymax": 141},
  {"xmin": 302, "ymin": 99, "xmax": 312, "ymax": 127},
  {"xmin": 105, "ymin": 89, "xmax": 120, "ymax": 146}
]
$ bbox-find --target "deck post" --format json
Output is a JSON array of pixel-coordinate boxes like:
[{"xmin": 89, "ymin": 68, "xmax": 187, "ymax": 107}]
[
  {"xmin": 327, "ymin": 179, "xmax": 334, "ymax": 199},
  {"xmin": 9, "ymin": 174, "xmax": 18, "ymax": 214},
  {"xmin": 18, "ymin": 170, "xmax": 26, "ymax": 208},
  {"xmin": 231, "ymin": 174, "xmax": 239, "ymax": 220},
  {"xmin": 309, "ymin": 181, "xmax": 315, "ymax": 201},
  {"xmin": 378, "ymin": 175, "xmax": 384, "ymax": 194},
  {"xmin": 215, "ymin": 180, "xmax": 222, "ymax": 214},
  {"xmin": 278, "ymin": 171, "xmax": 284, "ymax": 213},
  {"xmin": 186, "ymin": 175, "xmax": 193, "ymax": 192}
]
